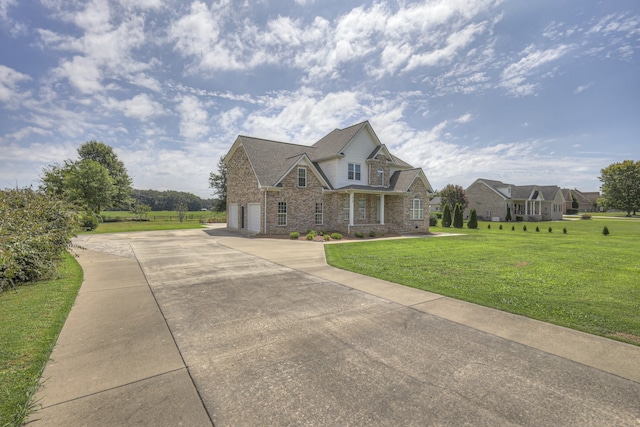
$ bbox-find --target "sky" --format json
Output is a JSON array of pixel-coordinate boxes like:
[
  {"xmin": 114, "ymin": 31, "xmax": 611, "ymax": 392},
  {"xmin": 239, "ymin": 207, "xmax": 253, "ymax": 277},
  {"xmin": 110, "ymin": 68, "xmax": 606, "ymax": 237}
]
[{"xmin": 1, "ymin": 0, "xmax": 639, "ymax": 199}]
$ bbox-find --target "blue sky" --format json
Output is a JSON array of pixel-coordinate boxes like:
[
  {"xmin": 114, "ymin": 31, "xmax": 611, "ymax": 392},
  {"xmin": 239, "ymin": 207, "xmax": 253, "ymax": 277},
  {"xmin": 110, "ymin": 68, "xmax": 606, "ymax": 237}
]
[{"xmin": 1, "ymin": 0, "xmax": 638, "ymax": 199}]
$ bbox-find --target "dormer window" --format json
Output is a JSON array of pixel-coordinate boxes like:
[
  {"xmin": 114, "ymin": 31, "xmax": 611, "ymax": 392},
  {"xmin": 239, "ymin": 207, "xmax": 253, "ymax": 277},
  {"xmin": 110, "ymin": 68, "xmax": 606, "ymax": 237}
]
[
  {"xmin": 377, "ymin": 168, "xmax": 383, "ymax": 185},
  {"xmin": 298, "ymin": 167, "xmax": 307, "ymax": 187},
  {"xmin": 348, "ymin": 163, "xmax": 361, "ymax": 180}
]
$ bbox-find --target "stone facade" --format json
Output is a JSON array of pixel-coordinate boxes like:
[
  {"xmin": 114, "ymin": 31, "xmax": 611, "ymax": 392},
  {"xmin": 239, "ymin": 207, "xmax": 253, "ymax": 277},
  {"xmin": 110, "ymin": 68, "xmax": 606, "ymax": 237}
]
[{"xmin": 226, "ymin": 146, "xmax": 262, "ymax": 230}]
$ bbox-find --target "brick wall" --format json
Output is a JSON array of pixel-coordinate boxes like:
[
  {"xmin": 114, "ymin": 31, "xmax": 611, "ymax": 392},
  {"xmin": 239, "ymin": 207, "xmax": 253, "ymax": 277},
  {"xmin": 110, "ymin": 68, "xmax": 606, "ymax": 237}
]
[
  {"xmin": 227, "ymin": 145, "xmax": 261, "ymax": 230},
  {"xmin": 464, "ymin": 181, "xmax": 506, "ymax": 221}
]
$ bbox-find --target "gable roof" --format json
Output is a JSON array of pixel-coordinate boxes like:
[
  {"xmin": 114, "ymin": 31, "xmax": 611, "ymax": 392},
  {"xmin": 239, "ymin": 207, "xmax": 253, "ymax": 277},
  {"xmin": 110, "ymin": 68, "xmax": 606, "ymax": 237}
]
[
  {"xmin": 227, "ymin": 121, "xmax": 424, "ymax": 191},
  {"xmin": 472, "ymin": 178, "xmax": 563, "ymax": 202},
  {"xmin": 310, "ymin": 121, "xmax": 371, "ymax": 160}
]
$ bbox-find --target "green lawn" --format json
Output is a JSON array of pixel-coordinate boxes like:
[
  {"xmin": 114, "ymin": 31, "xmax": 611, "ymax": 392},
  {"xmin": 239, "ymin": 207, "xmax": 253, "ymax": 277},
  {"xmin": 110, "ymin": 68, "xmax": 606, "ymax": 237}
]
[
  {"xmin": 84, "ymin": 210, "xmax": 226, "ymax": 234},
  {"xmin": 325, "ymin": 218, "xmax": 640, "ymax": 345},
  {"xmin": 0, "ymin": 252, "xmax": 83, "ymax": 427}
]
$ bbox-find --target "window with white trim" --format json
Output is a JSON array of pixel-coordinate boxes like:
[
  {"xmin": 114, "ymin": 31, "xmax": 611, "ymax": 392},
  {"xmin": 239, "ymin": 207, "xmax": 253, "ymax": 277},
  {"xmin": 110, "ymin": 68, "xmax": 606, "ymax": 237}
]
[
  {"xmin": 411, "ymin": 198, "xmax": 423, "ymax": 220},
  {"xmin": 298, "ymin": 167, "xmax": 307, "ymax": 187},
  {"xmin": 315, "ymin": 203, "xmax": 323, "ymax": 225},
  {"xmin": 358, "ymin": 197, "xmax": 366, "ymax": 220},
  {"xmin": 377, "ymin": 168, "xmax": 383, "ymax": 185},
  {"xmin": 342, "ymin": 197, "xmax": 350, "ymax": 220},
  {"xmin": 348, "ymin": 163, "xmax": 361, "ymax": 180},
  {"xmin": 277, "ymin": 202, "xmax": 287, "ymax": 226}
]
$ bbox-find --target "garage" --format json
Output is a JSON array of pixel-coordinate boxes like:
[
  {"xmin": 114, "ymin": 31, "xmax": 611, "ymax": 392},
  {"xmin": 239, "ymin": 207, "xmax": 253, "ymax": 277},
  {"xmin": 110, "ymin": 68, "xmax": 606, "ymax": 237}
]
[
  {"xmin": 247, "ymin": 203, "xmax": 261, "ymax": 233},
  {"xmin": 228, "ymin": 203, "xmax": 238, "ymax": 229}
]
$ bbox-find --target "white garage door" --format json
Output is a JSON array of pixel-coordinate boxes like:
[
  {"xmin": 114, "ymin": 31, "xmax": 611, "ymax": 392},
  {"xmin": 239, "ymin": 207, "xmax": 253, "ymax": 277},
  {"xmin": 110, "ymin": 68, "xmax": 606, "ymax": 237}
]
[
  {"xmin": 247, "ymin": 203, "xmax": 261, "ymax": 233},
  {"xmin": 228, "ymin": 204, "xmax": 238, "ymax": 229}
]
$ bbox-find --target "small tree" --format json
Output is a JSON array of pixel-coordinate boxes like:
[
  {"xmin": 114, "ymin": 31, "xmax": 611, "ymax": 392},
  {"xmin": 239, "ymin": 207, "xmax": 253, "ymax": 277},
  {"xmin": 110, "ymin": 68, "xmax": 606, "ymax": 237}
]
[
  {"xmin": 453, "ymin": 204, "xmax": 463, "ymax": 228},
  {"xmin": 130, "ymin": 202, "xmax": 151, "ymax": 221},
  {"xmin": 442, "ymin": 203, "xmax": 452, "ymax": 228},
  {"xmin": 505, "ymin": 206, "xmax": 512, "ymax": 222},
  {"xmin": 176, "ymin": 201, "xmax": 188, "ymax": 222},
  {"xmin": 467, "ymin": 209, "xmax": 478, "ymax": 229},
  {"xmin": 602, "ymin": 226, "xmax": 610, "ymax": 236},
  {"xmin": 209, "ymin": 156, "xmax": 227, "ymax": 212}
]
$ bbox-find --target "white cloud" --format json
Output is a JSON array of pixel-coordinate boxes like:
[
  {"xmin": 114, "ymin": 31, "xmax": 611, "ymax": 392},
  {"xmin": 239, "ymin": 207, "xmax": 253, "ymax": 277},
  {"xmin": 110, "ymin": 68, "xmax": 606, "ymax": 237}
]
[
  {"xmin": 176, "ymin": 95, "xmax": 210, "ymax": 139},
  {"xmin": 106, "ymin": 93, "xmax": 166, "ymax": 120},
  {"xmin": 0, "ymin": 65, "xmax": 31, "ymax": 107},
  {"xmin": 574, "ymin": 82, "xmax": 594, "ymax": 95},
  {"xmin": 500, "ymin": 44, "xmax": 573, "ymax": 96}
]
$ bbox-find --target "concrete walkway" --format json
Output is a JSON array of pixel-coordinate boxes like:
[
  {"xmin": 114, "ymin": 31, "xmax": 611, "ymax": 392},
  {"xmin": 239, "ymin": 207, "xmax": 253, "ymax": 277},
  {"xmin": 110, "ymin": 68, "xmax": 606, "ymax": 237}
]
[{"xmin": 28, "ymin": 226, "xmax": 640, "ymax": 426}]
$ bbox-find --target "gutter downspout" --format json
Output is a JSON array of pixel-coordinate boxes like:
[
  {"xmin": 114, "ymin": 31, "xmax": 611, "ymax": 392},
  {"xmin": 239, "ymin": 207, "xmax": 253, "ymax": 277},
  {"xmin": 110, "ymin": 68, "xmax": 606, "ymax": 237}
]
[{"xmin": 263, "ymin": 190, "xmax": 267, "ymax": 234}]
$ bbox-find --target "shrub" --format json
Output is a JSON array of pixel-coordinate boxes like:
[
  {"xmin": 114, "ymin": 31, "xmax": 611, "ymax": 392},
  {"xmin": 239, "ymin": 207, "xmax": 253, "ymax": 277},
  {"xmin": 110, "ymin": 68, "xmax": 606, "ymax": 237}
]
[
  {"xmin": 305, "ymin": 229, "xmax": 317, "ymax": 237},
  {"xmin": 79, "ymin": 210, "xmax": 99, "ymax": 231},
  {"xmin": 453, "ymin": 204, "xmax": 463, "ymax": 228},
  {"xmin": 523, "ymin": 225, "xmax": 527, "ymax": 232},
  {"xmin": 0, "ymin": 188, "xmax": 76, "ymax": 292},
  {"xmin": 535, "ymin": 226, "xmax": 540, "ymax": 232},
  {"xmin": 369, "ymin": 230, "xmax": 376, "ymax": 237},
  {"xmin": 499, "ymin": 224, "xmax": 503, "ymax": 230},
  {"xmin": 442, "ymin": 203, "xmax": 452, "ymax": 228},
  {"xmin": 355, "ymin": 232, "xmax": 364, "ymax": 238},
  {"xmin": 429, "ymin": 216, "xmax": 438, "ymax": 227},
  {"xmin": 511, "ymin": 225, "xmax": 515, "ymax": 231},
  {"xmin": 306, "ymin": 233, "xmax": 314, "ymax": 240},
  {"xmin": 516, "ymin": 215, "xmax": 523, "ymax": 222},
  {"xmin": 505, "ymin": 206, "xmax": 512, "ymax": 222},
  {"xmin": 467, "ymin": 209, "xmax": 478, "ymax": 229},
  {"xmin": 330, "ymin": 232, "xmax": 342, "ymax": 240},
  {"xmin": 602, "ymin": 226, "xmax": 610, "ymax": 236},
  {"xmin": 289, "ymin": 231, "xmax": 299, "ymax": 239},
  {"xmin": 487, "ymin": 224, "xmax": 491, "ymax": 229},
  {"xmin": 324, "ymin": 234, "xmax": 330, "ymax": 241},
  {"xmin": 563, "ymin": 227, "xmax": 567, "ymax": 234},
  {"xmin": 548, "ymin": 227, "xmax": 553, "ymax": 233}
]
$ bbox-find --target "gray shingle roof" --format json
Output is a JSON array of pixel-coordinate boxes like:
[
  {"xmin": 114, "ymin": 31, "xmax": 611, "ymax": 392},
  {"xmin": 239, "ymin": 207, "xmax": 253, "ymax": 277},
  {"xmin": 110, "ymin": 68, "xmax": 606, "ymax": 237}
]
[
  {"xmin": 477, "ymin": 179, "xmax": 561, "ymax": 201},
  {"xmin": 310, "ymin": 121, "xmax": 367, "ymax": 160}
]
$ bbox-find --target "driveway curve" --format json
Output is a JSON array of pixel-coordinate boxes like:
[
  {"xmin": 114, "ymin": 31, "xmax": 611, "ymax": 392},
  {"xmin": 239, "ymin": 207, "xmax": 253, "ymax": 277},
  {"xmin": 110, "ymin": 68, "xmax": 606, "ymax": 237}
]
[{"xmin": 52, "ymin": 227, "xmax": 640, "ymax": 426}]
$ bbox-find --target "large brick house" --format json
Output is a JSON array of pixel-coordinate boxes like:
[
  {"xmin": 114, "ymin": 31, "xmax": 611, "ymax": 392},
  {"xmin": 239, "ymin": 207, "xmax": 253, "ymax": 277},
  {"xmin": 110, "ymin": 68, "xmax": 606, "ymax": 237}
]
[
  {"xmin": 464, "ymin": 178, "xmax": 565, "ymax": 221},
  {"xmin": 224, "ymin": 121, "xmax": 434, "ymax": 235}
]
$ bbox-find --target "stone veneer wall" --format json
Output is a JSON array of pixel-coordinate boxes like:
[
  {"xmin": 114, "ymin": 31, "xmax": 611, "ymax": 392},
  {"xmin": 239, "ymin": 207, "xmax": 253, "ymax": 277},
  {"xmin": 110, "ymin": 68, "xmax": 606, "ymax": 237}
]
[
  {"xmin": 226, "ymin": 145, "xmax": 262, "ymax": 231},
  {"xmin": 367, "ymin": 155, "xmax": 392, "ymax": 187},
  {"xmin": 264, "ymin": 165, "xmax": 325, "ymax": 234}
]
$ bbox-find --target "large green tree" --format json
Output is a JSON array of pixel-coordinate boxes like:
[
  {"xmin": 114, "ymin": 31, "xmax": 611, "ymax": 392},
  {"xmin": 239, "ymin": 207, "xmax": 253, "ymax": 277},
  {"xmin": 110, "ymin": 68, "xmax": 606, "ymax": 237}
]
[
  {"xmin": 598, "ymin": 160, "xmax": 640, "ymax": 216},
  {"xmin": 439, "ymin": 184, "xmax": 469, "ymax": 212},
  {"xmin": 77, "ymin": 141, "xmax": 132, "ymax": 208},
  {"xmin": 209, "ymin": 155, "xmax": 227, "ymax": 212},
  {"xmin": 65, "ymin": 159, "xmax": 115, "ymax": 213},
  {"xmin": 40, "ymin": 141, "xmax": 132, "ymax": 213}
]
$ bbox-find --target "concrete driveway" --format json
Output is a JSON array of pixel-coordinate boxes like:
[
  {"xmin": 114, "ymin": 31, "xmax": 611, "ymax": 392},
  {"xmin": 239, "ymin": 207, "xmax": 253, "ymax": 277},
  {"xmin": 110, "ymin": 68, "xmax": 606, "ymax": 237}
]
[{"xmin": 33, "ymin": 226, "xmax": 640, "ymax": 426}]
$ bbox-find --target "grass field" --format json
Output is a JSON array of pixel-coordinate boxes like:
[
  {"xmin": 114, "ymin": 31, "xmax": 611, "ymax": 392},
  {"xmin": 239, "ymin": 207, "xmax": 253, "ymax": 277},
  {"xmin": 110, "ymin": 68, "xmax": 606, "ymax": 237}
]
[
  {"xmin": 84, "ymin": 210, "xmax": 226, "ymax": 234},
  {"xmin": 0, "ymin": 253, "xmax": 83, "ymax": 427},
  {"xmin": 325, "ymin": 217, "xmax": 640, "ymax": 345}
]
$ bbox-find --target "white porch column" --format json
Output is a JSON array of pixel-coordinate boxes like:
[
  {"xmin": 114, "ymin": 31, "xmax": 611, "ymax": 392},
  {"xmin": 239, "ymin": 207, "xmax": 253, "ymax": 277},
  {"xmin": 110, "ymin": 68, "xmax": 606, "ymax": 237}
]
[
  {"xmin": 379, "ymin": 194, "xmax": 385, "ymax": 225},
  {"xmin": 349, "ymin": 192, "xmax": 354, "ymax": 226},
  {"xmin": 525, "ymin": 201, "xmax": 529, "ymax": 215}
]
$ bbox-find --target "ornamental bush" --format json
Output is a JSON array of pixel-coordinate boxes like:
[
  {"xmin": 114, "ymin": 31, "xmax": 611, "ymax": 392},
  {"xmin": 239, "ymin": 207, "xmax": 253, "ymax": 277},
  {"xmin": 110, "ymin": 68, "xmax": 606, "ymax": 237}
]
[
  {"xmin": 0, "ymin": 188, "xmax": 76, "ymax": 292},
  {"xmin": 289, "ymin": 231, "xmax": 299, "ymax": 239},
  {"xmin": 429, "ymin": 215, "xmax": 438, "ymax": 226},
  {"xmin": 330, "ymin": 232, "xmax": 342, "ymax": 240},
  {"xmin": 453, "ymin": 204, "xmax": 463, "ymax": 228},
  {"xmin": 467, "ymin": 209, "xmax": 478, "ymax": 229},
  {"xmin": 602, "ymin": 226, "xmax": 610, "ymax": 236},
  {"xmin": 442, "ymin": 203, "xmax": 452, "ymax": 228}
]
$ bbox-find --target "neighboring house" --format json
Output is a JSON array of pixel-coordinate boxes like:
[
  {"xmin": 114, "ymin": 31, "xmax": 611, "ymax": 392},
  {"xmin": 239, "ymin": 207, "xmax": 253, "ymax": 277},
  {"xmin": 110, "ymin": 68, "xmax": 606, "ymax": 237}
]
[
  {"xmin": 562, "ymin": 189, "xmax": 600, "ymax": 213},
  {"xmin": 428, "ymin": 196, "xmax": 441, "ymax": 213},
  {"xmin": 464, "ymin": 179, "xmax": 565, "ymax": 221},
  {"xmin": 224, "ymin": 121, "xmax": 434, "ymax": 235}
]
